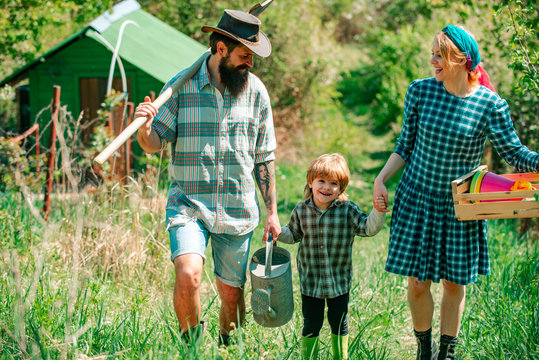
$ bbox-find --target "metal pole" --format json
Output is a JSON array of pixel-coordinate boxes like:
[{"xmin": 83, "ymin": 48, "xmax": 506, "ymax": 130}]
[{"xmin": 10, "ymin": 123, "xmax": 39, "ymax": 143}]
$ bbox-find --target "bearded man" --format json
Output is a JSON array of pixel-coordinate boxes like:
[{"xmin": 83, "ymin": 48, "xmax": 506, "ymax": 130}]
[{"xmin": 135, "ymin": 9, "xmax": 280, "ymax": 347}]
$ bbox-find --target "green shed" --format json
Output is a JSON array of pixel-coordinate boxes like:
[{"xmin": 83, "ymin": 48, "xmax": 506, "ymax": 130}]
[{"xmin": 1, "ymin": 0, "xmax": 207, "ymax": 142}]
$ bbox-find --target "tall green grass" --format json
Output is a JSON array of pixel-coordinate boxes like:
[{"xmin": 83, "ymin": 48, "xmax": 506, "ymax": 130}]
[
  {"xmin": 0, "ymin": 168, "xmax": 537, "ymax": 359},
  {"xmin": 460, "ymin": 220, "xmax": 538, "ymax": 360}
]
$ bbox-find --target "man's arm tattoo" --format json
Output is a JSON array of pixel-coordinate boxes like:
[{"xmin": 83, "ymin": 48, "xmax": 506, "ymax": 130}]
[{"xmin": 254, "ymin": 160, "xmax": 276, "ymax": 210}]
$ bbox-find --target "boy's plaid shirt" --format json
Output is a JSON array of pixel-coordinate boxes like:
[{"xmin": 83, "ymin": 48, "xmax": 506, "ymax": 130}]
[
  {"xmin": 152, "ymin": 59, "xmax": 276, "ymax": 235},
  {"xmin": 280, "ymin": 198, "xmax": 384, "ymax": 298}
]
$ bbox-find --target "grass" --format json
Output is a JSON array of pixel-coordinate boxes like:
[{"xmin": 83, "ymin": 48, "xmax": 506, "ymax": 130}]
[
  {"xmin": 0, "ymin": 101, "xmax": 536, "ymax": 358},
  {"xmin": 0, "ymin": 166, "xmax": 537, "ymax": 359}
]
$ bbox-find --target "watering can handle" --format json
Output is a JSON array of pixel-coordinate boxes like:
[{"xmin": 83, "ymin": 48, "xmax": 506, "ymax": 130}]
[{"xmin": 265, "ymin": 234, "xmax": 273, "ymax": 277}]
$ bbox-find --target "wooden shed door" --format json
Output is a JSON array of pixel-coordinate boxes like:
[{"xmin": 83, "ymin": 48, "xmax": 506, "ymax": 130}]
[{"xmin": 79, "ymin": 77, "xmax": 131, "ymax": 143}]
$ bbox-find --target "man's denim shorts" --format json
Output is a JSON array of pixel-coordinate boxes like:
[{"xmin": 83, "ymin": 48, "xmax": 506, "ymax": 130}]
[{"xmin": 166, "ymin": 209, "xmax": 253, "ymax": 287}]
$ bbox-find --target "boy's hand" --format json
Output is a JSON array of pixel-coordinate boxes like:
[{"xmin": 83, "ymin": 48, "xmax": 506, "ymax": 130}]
[{"xmin": 374, "ymin": 196, "xmax": 388, "ymax": 212}]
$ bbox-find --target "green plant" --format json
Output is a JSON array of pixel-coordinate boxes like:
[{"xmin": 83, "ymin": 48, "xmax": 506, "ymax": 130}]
[
  {"xmin": 461, "ymin": 220, "xmax": 538, "ymax": 359},
  {"xmin": 0, "ymin": 137, "xmax": 45, "ymax": 192}
]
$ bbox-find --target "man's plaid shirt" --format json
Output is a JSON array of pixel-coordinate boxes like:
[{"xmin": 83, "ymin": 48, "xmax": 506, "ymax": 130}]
[
  {"xmin": 279, "ymin": 198, "xmax": 385, "ymax": 298},
  {"xmin": 152, "ymin": 58, "xmax": 276, "ymax": 235}
]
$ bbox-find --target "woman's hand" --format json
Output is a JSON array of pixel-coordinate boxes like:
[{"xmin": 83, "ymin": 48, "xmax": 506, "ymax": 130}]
[
  {"xmin": 373, "ymin": 177, "xmax": 389, "ymax": 212},
  {"xmin": 372, "ymin": 152, "xmax": 405, "ymax": 213}
]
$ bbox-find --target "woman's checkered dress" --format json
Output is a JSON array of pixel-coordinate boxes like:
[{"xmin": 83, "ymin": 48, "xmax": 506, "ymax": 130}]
[{"xmin": 386, "ymin": 78, "xmax": 539, "ymax": 285}]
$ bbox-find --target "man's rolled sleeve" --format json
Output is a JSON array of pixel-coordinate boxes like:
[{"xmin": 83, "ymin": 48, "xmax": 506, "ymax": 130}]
[
  {"xmin": 151, "ymin": 87, "xmax": 179, "ymax": 144},
  {"xmin": 254, "ymin": 88, "xmax": 276, "ymax": 164}
]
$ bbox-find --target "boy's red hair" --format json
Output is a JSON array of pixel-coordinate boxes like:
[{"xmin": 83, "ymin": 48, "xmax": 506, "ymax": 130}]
[{"xmin": 304, "ymin": 153, "xmax": 351, "ymax": 202}]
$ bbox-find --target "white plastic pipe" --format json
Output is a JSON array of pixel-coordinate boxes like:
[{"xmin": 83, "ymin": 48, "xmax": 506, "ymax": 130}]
[
  {"xmin": 93, "ymin": 32, "xmax": 128, "ymax": 94},
  {"xmin": 106, "ymin": 20, "xmax": 139, "ymax": 96}
]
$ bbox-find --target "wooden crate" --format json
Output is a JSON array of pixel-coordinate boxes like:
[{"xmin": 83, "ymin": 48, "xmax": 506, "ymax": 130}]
[{"xmin": 451, "ymin": 165, "xmax": 539, "ymax": 220}]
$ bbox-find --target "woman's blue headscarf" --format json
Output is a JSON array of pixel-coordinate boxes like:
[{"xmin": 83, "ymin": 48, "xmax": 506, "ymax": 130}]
[{"xmin": 442, "ymin": 25, "xmax": 481, "ymax": 71}]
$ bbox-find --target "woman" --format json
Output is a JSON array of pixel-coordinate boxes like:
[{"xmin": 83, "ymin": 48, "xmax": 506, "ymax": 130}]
[{"xmin": 373, "ymin": 25, "xmax": 539, "ymax": 360}]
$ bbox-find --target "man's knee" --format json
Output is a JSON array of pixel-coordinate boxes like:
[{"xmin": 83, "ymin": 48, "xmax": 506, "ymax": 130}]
[
  {"xmin": 174, "ymin": 256, "xmax": 203, "ymax": 294},
  {"xmin": 219, "ymin": 282, "xmax": 244, "ymax": 307}
]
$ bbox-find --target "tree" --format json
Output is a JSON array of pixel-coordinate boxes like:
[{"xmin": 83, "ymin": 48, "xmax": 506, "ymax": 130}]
[{"xmin": 0, "ymin": 0, "xmax": 115, "ymax": 79}]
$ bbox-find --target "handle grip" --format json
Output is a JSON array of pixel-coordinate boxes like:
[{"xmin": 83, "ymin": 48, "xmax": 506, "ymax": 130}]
[{"xmin": 264, "ymin": 234, "xmax": 273, "ymax": 277}]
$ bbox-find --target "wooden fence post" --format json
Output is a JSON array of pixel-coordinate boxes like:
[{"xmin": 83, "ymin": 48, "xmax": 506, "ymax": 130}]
[
  {"xmin": 43, "ymin": 85, "xmax": 61, "ymax": 221},
  {"xmin": 35, "ymin": 126, "xmax": 40, "ymax": 178}
]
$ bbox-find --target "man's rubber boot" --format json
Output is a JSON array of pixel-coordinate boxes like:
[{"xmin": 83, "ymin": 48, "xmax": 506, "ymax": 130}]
[
  {"xmin": 331, "ymin": 333, "xmax": 349, "ymax": 360},
  {"xmin": 218, "ymin": 333, "xmax": 231, "ymax": 347},
  {"xmin": 414, "ymin": 328, "xmax": 438, "ymax": 360},
  {"xmin": 301, "ymin": 336, "xmax": 319, "ymax": 360},
  {"xmin": 181, "ymin": 321, "xmax": 206, "ymax": 347},
  {"xmin": 438, "ymin": 334, "xmax": 458, "ymax": 360}
]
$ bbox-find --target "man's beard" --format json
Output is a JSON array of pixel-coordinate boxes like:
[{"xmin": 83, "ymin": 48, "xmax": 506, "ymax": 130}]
[{"xmin": 219, "ymin": 54, "xmax": 249, "ymax": 97}]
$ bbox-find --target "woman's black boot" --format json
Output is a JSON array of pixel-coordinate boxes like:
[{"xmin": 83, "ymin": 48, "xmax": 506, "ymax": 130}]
[
  {"xmin": 438, "ymin": 334, "xmax": 458, "ymax": 360},
  {"xmin": 414, "ymin": 328, "xmax": 438, "ymax": 360}
]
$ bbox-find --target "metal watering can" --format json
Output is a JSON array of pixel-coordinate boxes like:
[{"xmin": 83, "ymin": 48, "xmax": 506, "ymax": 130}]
[{"xmin": 249, "ymin": 236, "xmax": 294, "ymax": 327}]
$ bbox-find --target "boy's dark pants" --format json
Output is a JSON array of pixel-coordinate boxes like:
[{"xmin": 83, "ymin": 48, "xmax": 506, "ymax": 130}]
[{"xmin": 301, "ymin": 293, "xmax": 349, "ymax": 337}]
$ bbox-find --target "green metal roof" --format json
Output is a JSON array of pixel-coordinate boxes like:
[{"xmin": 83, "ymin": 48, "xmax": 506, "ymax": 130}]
[
  {"xmin": 0, "ymin": 0, "xmax": 207, "ymax": 86},
  {"xmin": 87, "ymin": 5, "xmax": 207, "ymax": 83}
]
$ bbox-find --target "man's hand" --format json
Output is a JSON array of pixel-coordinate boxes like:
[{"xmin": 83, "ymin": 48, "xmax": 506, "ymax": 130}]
[
  {"xmin": 135, "ymin": 96, "xmax": 157, "ymax": 135},
  {"xmin": 135, "ymin": 96, "xmax": 161, "ymax": 153},
  {"xmin": 263, "ymin": 212, "xmax": 281, "ymax": 243}
]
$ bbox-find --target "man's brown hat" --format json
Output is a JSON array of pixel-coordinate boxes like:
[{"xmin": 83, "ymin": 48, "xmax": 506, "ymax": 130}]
[{"xmin": 202, "ymin": 9, "xmax": 271, "ymax": 58}]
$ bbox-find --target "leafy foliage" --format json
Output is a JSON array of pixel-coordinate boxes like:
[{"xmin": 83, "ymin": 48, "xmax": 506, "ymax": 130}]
[
  {"xmin": 0, "ymin": 87, "xmax": 17, "ymax": 134},
  {"xmin": 336, "ymin": 3, "xmax": 442, "ymax": 134},
  {"xmin": 0, "ymin": 1, "xmax": 115, "ymax": 78},
  {"xmin": 494, "ymin": 0, "xmax": 538, "ymax": 157},
  {"xmin": 0, "ymin": 137, "xmax": 44, "ymax": 192}
]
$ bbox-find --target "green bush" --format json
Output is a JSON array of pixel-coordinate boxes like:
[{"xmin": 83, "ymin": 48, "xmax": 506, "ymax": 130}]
[{"xmin": 0, "ymin": 137, "xmax": 45, "ymax": 192}]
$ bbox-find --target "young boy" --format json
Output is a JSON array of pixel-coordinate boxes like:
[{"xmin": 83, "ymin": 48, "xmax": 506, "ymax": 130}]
[{"xmin": 278, "ymin": 153, "xmax": 386, "ymax": 360}]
